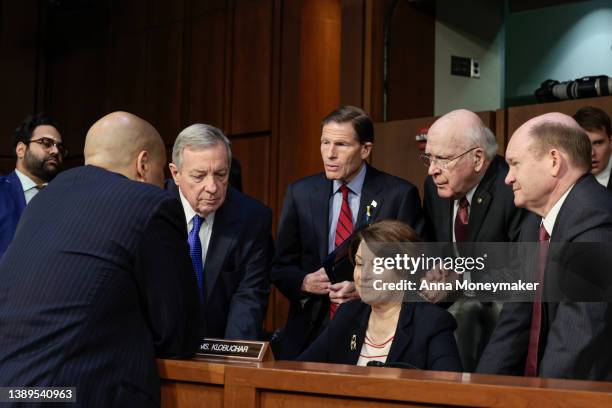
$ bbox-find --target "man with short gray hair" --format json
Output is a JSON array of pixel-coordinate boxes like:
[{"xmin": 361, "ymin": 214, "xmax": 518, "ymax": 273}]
[
  {"xmin": 168, "ymin": 124, "xmax": 272, "ymax": 340},
  {"xmin": 422, "ymin": 109, "xmax": 525, "ymax": 371},
  {"xmin": 478, "ymin": 112, "xmax": 612, "ymax": 380}
]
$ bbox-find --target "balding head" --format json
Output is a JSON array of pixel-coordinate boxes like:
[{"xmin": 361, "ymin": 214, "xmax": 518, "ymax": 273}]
[
  {"xmin": 505, "ymin": 112, "xmax": 591, "ymax": 216},
  {"xmin": 85, "ymin": 111, "xmax": 166, "ymax": 187},
  {"xmin": 512, "ymin": 112, "xmax": 591, "ymax": 173},
  {"xmin": 424, "ymin": 109, "xmax": 498, "ymax": 199},
  {"xmin": 428, "ymin": 109, "xmax": 498, "ymax": 160}
]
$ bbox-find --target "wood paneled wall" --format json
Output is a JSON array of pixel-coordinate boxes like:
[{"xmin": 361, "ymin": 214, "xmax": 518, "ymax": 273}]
[
  {"xmin": 0, "ymin": 1, "xmax": 42, "ymax": 172},
  {"xmin": 0, "ymin": 0, "xmax": 481, "ymax": 333}
]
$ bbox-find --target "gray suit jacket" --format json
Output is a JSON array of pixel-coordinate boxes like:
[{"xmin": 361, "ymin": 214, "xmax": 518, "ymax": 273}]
[{"xmin": 477, "ymin": 175, "xmax": 612, "ymax": 380}]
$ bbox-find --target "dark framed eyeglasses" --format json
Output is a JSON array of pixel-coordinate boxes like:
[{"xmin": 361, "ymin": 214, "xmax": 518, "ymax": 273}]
[
  {"xmin": 27, "ymin": 137, "xmax": 68, "ymax": 158},
  {"xmin": 418, "ymin": 147, "xmax": 478, "ymax": 169}
]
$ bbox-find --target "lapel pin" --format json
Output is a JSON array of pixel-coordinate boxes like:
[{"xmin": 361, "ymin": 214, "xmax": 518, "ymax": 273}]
[
  {"xmin": 366, "ymin": 200, "xmax": 377, "ymax": 225},
  {"xmin": 350, "ymin": 334, "xmax": 357, "ymax": 351},
  {"xmin": 477, "ymin": 197, "xmax": 483, "ymax": 204}
]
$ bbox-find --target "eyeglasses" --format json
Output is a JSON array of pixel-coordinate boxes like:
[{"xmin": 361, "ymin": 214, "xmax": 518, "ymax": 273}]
[
  {"xmin": 27, "ymin": 137, "xmax": 68, "ymax": 158},
  {"xmin": 419, "ymin": 147, "xmax": 478, "ymax": 169}
]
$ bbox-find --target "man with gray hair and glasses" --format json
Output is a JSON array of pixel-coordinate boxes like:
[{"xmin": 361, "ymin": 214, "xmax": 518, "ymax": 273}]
[
  {"xmin": 421, "ymin": 109, "xmax": 525, "ymax": 371},
  {"xmin": 168, "ymin": 124, "xmax": 272, "ymax": 340}
]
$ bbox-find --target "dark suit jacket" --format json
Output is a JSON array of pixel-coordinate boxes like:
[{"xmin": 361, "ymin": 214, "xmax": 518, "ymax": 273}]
[
  {"xmin": 423, "ymin": 155, "xmax": 524, "ymax": 243},
  {"xmin": 0, "ymin": 166, "xmax": 202, "ymax": 407},
  {"xmin": 0, "ymin": 171, "xmax": 26, "ymax": 259},
  {"xmin": 477, "ymin": 175, "xmax": 612, "ymax": 380},
  {"xmin": 271, "ymin": 165, "xmax": 426, "ymax": 359},
  {"xmin": 297, "ymin": 300, "xmax": 462, "ymax": 372},
  {"xmin": 167, "ymin": 181, "xmax": 272, "ymax": 340}
]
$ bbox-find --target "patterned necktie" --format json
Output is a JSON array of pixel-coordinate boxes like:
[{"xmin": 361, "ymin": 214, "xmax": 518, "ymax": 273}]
[
  {"xmin": 524, "ymin": 223, "xmax": 550, "ymax": 376},
  {"xmin": 454, "ymin": 196, "xmax": 469, "ymax": 242},
  {"xmin": 331, "ymin": 184, "xmax": 353, "ymax": 319},
  {"xmin": 188, "ymin": 214, "xmax": 204, "ymax": 302},
  {"xmin": 334, "ymin": 184, "xmax": 353, "ymax": 247}
]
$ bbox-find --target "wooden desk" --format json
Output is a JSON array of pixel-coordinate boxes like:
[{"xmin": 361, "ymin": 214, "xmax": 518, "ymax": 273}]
[
  {"xmin": 159, "ymin": 359, "xmax": 612, "ymax": 408},
  {"xmin": 157, "ymin": 358, "xmax": 258, "ymax": 408}
]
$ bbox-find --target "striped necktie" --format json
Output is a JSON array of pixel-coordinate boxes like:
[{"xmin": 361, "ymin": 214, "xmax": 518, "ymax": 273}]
[{"xmin": 331, "ymin": 184, "xmax": 353, "ymax": 319}]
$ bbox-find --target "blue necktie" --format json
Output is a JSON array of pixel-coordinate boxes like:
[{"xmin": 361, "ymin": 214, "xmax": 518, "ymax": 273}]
[{"xmin": 188, "ymin": 214, "xmax": 204, "ymax": 302}]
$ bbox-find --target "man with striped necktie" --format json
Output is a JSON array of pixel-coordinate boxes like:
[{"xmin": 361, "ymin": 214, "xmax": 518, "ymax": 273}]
[{"xmin": 272, "ymin": 106, "xmax": 426, "ymax": 359}]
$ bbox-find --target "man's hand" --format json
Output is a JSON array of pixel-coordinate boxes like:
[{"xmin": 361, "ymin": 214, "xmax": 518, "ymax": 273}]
[
  {"xmin": 419, "ymin": 267, "xmax": 458, "ymax": 303},
  {"xmin": 329, "ymin": 280, "xmax": 359, "ymax": 304},
  {"xmin": 301, "ymin": 267, "xmax": 331, "ymax": 295}
]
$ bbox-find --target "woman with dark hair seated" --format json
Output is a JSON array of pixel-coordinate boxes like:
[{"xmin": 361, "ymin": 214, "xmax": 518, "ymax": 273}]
[{"xmin": 296, "ymin": 220, "xmax": 462, "ymax": 371}]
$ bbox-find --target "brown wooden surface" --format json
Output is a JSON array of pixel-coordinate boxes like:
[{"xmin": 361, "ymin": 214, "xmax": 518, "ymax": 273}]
[
  {"xmin": 158, "ymin": 359, "xmax": 612, "ymax": 408},
  {"xmin": 230, "ymin": 0, "xmax": 272, "ymax": 135},
  {"xmin": 157, "ymin": 359, "xmax": 227, "ymax": 408},
  {"xmin": 363, "ymin": 0, "xmax": 435, "ymax": 122},
  {"xmin": 506, "ymin": 95, "xmax": 612, "ymax": 142},
  {"xmin": 273, "ymin": 0, "xmax": 343, "ymax": 330},
  {"xmin": 227, "ymin": 361, "xmax": 612, "ymax": 408},
  {"xmin": 340, "ymin": 0, "xmax": 365, "ymax": 107},
  {"xmin": 4, "ymin": 0, "xmax": 612, "ymax": 345},
  {"xmin": 187, "ymin": 4, "xmax": 227, "ymax": 128},
  {"xmin": 0, "ymin": 1, "xmax": 40, "ymax": 166}
]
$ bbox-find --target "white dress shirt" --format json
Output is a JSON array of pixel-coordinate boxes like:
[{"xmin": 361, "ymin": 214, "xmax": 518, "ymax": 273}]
[
  {"xmin": 179, "ymin": 189, "xmax": 215, "ymax": 267},
  {"xmin": 328, "ymin": 163, "xmax": 367, "ymax": 253},
  {"xmin": 541, "ymin": 184, "xmax": 575, "ymax": 239},
  {"xmin": 595, "ymin": 159, "xmax": 612, "ymax": 188},
  {"xmin": 15, "ymin": 169, "xmax": 45, "ymax": 204}
]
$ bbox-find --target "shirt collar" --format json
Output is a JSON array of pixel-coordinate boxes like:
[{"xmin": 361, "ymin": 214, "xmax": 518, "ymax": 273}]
[
  {"xmin": 541, "ymin": 184, "xmax": 575, "ymax": 237},
  {"xmin": 595, "ymin": 158, "xmax": 612, "ymax": 187},
  {"xmin": 15, "ymin": 169, "xmax": 42, "ymax": 192},
  {"xmin": 454, "ymin": 182, "xmax": 479, "ymax": 208},
  {"xmin": 178, "ymin": 188, "xmax": 215, "ymax": 227},
  {"xmin": 332, "ymin": 162, "xmax": 367, "ymax": 195}
]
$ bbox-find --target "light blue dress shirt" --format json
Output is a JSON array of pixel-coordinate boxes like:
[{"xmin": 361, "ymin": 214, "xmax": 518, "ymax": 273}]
[{"xmin": 327, "ymin": 163, "xmax": 367, "ymax": 254}]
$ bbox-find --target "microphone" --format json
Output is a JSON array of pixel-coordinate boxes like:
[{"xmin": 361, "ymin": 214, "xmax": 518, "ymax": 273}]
[{"xmin": 366, "ymin": 360, "xmax": 419, "ymax": 369}]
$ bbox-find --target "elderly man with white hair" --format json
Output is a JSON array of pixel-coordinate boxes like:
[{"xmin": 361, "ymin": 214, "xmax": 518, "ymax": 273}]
[
  {"xmin": 168, "ymin": 123, "xmax": 273, "ymax": 341},
  {"xmin": 421, "ymin": 109, "xmax": 525, "ymax": 371}
]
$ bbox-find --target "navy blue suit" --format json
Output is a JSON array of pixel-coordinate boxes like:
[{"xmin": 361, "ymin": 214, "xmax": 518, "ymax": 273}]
[
  {"xmin": 167, "ymin": 181, "xmax": 272, "ymax": 340},
  {"xmin": 0, "ymin": 171, "xmax": 26, "ymax": 259},
  {"xmin": 297, "ymin": 300, "xmax": 463, "ymax": 372},
  {"xmin": 272, "ymin": 165, "xmax": 426, "ymax": 359},
  {"xmin": 0, "ymin": 166, "xmax": 202, "ymax": 407},
  {"xmin": 478, "ymin": 175, "xmax": 612, "ymax": 380}
]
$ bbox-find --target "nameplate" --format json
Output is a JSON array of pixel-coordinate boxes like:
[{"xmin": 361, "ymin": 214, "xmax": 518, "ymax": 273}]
[{"xmin": 196, "ymin": 338, "xmax": 271, "ymax": 362}]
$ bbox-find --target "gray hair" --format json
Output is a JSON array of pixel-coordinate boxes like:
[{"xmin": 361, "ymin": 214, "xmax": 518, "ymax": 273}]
[
  {"xmin": 464, "ymin": 125, "xmax": 498, "ymax": 160},
  {"xmin": 172, "ymin": 124, "xmax": 232, "ymax": 169}
]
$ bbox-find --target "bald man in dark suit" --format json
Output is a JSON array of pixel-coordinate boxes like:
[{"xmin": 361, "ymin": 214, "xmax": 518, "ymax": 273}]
[{"xmin": 0, "ymin": 112, "xmax": 202, "ymax": 407}]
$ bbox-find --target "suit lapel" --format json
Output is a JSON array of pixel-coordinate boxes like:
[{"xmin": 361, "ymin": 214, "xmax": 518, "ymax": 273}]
[
  {"xmin": 467, "ymin": 190, "xmax": 492, "ymax": 241},
  {"xmin": 444, "ymin": 200, "xmax": 453, "ymax": 242},
  {"xmin": 310, "ymin": 175, "xmax": 332, "ymax": 260},
  {"xmin": 7, "ymin": 171, "xmax": 27, "ymax": 213},
  {"xmin": 203, "ymin": 191, "xmax": 238, "ymax": 302},
  {"xmin": 345, "ymin": 303, "xmax": 370, "ymax": 364},
  {"xmin": 356, "ymin": 166, "xmax": 385, "ymax": 230},
  {"xmin": 467, "ymin": 158, "xmax": 499, "ymax": 241},
  {"xmin": 387, "ymin": 303, "xmax": 414, "ymax": 363},
  {"xmin": 607, "ymin": 173, "xmax": 612, "ymax": 192}
]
